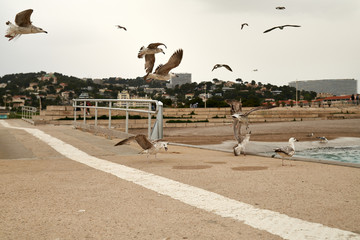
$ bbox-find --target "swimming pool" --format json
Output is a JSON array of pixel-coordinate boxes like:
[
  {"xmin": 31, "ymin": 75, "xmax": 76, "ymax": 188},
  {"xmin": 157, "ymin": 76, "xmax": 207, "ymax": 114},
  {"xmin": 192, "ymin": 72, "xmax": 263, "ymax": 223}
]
[{"xmin": 296, "ymin": 145, "xmax": 360, "ymax": 165}]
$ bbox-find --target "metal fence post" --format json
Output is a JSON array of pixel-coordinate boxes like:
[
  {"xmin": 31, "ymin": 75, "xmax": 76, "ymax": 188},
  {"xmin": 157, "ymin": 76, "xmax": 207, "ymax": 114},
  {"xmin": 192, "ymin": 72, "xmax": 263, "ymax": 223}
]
[
  {"xmin": 148, "ymin": 103, "xmax": 152, "ymax": 138},
  {"xmin": 125, "ymin": 101, "xmax": 129, "ymax": 133},
  {"xmin": 73, "ymin": 100, "xmax": 77, "ymax": 124},
  {"xmin": 158, "ymin": 101, "xmax": 163, "ymax": 139},
  {"xmin": 108, "ymin": 101, "xmax": 112, "ymax": 129},
  {"xmin": 95, "ymin": 101, "xmax": 98, "ymax": 127},
  {"xmin": 83, "ymin": 100, "xmax": 86, "ymax": 124}
]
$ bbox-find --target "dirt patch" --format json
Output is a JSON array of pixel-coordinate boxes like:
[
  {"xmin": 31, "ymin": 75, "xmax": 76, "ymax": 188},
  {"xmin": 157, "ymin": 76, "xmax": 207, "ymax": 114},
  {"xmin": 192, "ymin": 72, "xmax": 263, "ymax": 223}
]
[
  {"xmin": 231, "ymin": 166, "xmax": 268, "ymax": 171},
  {"xmin": 205, "ymin": 161, "xmax": 227, "ymax": 164},
  {"xmin": 172, "ymin": 165, "xmax": 212, "ymax": 170}
]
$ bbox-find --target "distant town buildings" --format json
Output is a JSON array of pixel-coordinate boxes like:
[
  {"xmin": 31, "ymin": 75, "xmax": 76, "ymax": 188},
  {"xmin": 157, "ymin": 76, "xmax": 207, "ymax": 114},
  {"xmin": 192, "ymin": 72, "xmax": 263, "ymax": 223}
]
[
  {"xmin": 166, "ymin": 73, "xmax": 191, "ymax": 88},
  {"xmin": 115, "ymin": 90, "xmax": 151, "ymax": 108},
  {"xmin": 289, "ymin": 79, "xmax": 358, "ymax": 96}
]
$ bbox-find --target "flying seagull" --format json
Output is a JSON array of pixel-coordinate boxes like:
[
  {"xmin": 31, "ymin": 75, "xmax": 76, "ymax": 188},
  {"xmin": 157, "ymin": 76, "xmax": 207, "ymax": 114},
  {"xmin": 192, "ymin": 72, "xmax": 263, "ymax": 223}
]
[
  {"xmin": 144, "ymin": 49, "xmax": 183, "ymax": 82},
  {"xmin": 263, "ymin": 25, "xmax": 301, "ymax": 33},
  {"xmin": 276, "ymin": 7, "xmax": 286, "ymax": 10},
  {"xmin": 5, "ymin": 9, "xmax": 47, "ymax": 41},
  {"xmin": 241, "ymin": 23, "xmax": 248, "ymax": 30},
  {"xmin": 116, "ymin": 25, "xmax": 127, "ymax": 31},
  {"xmin": 138, "ymin": 43, "xmax": 167, "ymax": 74},
  {"xmin": 138, "ymin": 43, "xmax": 167, "ymax": 58},
  {"xmin": 231, "ymin": 105, "xmax": 275, "ymax": 147},
  {"xmin": 212, "ymin": 64, "xmax": 232, "ymax": 72},
  {"xmin": 114, "ymin": 134, "xmax": 168, "ymax": 158},
  {"xmin": 231, "ymin": 105, "xmax": 275, "ymax": 130},
  {"xmin": 317, "ymin": 136, "xmax": 328, "ymax": 143},
  {"xmin": 272, "ymin": 137, "xmax": 299, "ymax": 166},
  {"xmin": 233, "ymin": 131, "xmax": 251, "ymax": 156},
  {"xmin": 225, "ymin": 99, "xmax": 242, "ymax": 115}
]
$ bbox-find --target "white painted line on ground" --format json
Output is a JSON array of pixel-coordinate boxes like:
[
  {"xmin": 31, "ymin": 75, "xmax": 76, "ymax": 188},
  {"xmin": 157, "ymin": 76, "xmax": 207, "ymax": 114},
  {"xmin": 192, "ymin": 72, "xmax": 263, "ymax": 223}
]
[{"xmin": 1, "ymin": 120, "xmax": 359, "ymax": 240}]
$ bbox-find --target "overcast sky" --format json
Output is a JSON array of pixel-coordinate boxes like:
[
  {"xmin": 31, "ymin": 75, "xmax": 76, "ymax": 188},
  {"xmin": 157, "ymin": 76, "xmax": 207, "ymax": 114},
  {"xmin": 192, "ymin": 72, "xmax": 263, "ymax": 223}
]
[{"xmin": 1, "ymin": 0, "xmax": 359, "ymax": 92}]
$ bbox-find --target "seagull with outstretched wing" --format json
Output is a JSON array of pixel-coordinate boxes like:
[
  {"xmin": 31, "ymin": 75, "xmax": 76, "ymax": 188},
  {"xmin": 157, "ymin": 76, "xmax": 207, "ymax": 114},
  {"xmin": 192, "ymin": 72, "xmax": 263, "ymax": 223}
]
[
  {"xmin": 212, "ymin": 64, "xmax": 232, "ymax": 72},
  {"xmin": 115, "ymin": 134, "xmax": 168, "ymax": 158},
  {"xmin": 263, "ymin": 25, "xmax": 301, "ymax": 33},
  {"xmin": 5, "ymin": 9, "xmax": 47, "ymax": 41},
  {"xmin": 116, "ymin": 25, "xmax": 127, "ymax": 31},
  {"xmin": 144, "ymin": 49, "xmax": 183, "ymax": 82},
  {"xmin": 138, "ymin": 43, "xmax": 167, "ymax": 74},
  {"xmin": 241, "ymin": 23, "xmax": 248, "ymax": 30}
]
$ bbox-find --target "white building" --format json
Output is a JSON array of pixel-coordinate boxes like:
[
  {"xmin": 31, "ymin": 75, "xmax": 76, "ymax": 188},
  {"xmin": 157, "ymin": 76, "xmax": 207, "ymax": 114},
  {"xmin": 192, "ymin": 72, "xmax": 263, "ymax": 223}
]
[
  {"xmin": 115, "ymin": 90, "xmax": 151, "ymax": 108},
  {"xmin": 166, "ymin": 73, "xmax": 191, "ymax": 88}
]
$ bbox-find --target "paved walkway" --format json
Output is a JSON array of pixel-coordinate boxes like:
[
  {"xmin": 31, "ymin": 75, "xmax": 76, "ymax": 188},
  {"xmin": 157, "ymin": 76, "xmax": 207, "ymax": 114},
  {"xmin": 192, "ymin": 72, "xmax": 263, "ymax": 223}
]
[{"xmin": 1, "ymin": 119, "xmax": 359, "ymax": 239}]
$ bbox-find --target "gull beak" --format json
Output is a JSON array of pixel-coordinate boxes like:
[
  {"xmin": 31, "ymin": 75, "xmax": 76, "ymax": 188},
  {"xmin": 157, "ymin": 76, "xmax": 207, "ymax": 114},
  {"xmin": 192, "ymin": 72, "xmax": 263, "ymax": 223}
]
[
  {"xmin": 175, "ymin": 74, "xmax": 179, "ymax": 77},
  {"xmin": 164, "ymin": 147, "xmax": 168, "ymax": 151}
]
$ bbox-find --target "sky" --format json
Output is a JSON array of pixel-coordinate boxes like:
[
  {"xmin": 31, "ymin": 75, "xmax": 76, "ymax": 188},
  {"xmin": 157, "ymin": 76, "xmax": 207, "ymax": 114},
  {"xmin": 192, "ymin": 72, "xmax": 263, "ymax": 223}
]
[{"xmin": 1, "ymin": 0, "xmax": 359, "ymax": 92}]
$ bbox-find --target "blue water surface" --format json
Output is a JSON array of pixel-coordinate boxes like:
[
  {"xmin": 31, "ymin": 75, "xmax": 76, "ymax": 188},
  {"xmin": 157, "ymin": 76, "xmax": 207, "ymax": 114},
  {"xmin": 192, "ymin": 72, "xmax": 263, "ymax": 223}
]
[{"xmin": 295, "ymin": 146, "xmax": 360, "ymax": 164}]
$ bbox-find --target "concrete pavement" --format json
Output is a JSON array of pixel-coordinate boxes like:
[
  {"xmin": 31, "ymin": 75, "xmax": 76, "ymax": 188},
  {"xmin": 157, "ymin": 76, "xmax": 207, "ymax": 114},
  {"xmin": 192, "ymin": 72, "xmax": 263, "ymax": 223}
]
[{"xmin": 1, "ymin": 119, "xmax": 359, "ymax": 240}]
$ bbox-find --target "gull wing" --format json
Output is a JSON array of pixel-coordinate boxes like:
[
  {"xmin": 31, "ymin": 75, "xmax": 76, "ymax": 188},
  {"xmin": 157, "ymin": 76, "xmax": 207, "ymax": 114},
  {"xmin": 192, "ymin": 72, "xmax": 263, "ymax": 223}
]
[
  {"xmin": 148, "ymin": 42, "xmax": 167, "ymax": 49},
  {"xmin": 155, "ymin": 49, "xmax": 183, "ymax": 75},
  {"xmin": 243, "ymin": 105, "xmax": 275, "ymax": 117},
  {"xmin": 263, "ymin": 26, "xmax": 279, "ymax": 33},
  {"xmin": 223, "ymin": 64, "xmax": 233, "ymax": 72},
  {"xmin": 275, "ymin": 145, "xmax": 294, "ymax": 156},
  {"xmin": 283, "ymin": 25, "xmax": 301, "ymax": 28},
  {"xmin": 134, "ymin": 134, "xmax": 153, "ymax": 150},
  {"xmin": 145, "ymin": 54, "xmax": 155, "ymax": 73},
  {"xmin": 114, "ymin": 134, "xmax": 153, "ymax": 150},
  {"xmin": 15, "ymin": 9, "xmax": 33, "ymax": 27},
  {"xmin": 116, "ymin": 25, "xmax": 127, "ymax": 31},
  {"xmin": 114, "ymin": 136, "xmax": 136, "ymax": 146},
  {"xmin": 212, "ymin": 64, "xmax": 220, "ymax": 71}
]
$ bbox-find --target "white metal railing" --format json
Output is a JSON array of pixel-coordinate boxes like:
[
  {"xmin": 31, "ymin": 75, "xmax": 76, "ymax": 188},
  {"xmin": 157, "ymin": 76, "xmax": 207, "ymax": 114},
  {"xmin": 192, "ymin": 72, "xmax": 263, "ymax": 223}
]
[
  {"xmin": 72, "ymin": 99, "xmax": 163, "ymax": 140},
  {"xmin": 21, "ymin": 106, "xmax": 37, "ymax": 122}
]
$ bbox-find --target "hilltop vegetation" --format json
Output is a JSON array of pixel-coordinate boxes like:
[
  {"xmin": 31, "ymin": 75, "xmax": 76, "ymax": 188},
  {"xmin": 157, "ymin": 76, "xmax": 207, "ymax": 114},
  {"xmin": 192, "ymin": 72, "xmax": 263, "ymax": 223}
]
[{"xmin": 0, "ymin": 72, "xmax": 317, "ymax": 109}]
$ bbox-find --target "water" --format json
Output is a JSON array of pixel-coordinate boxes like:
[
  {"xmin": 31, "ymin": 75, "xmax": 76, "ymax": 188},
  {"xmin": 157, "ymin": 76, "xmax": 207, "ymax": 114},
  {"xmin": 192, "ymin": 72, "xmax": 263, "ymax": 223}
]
[
  {"xmin": 295, "ymin": 145, "xmax": 360, "ymax": 164},
  {"xmin": 200, "ymin": 137, "xmax": 360, "ymax": 166}
]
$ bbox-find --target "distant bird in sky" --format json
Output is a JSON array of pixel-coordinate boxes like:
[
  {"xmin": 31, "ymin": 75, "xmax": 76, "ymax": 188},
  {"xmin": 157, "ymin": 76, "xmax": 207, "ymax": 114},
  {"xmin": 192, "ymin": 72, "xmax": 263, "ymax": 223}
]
[
  {"xmin": 5, "ymin": 9, "xmax": 47, "ymax": 41},
  {"xmin": 276, "ymin": 7, "xmax": 286, "ymax": 10},
  {"xmin": 253, "ymin": 69, "xmax": 258, "ymax": 72},
  {"xmin": 272, "ymin": 137, "xmax": 299, "ymax": 166},
  {"xmin": 115, "ymin": 25, "xmax": 127, "ymax": 31},
  {"xmin": 138, "ymin": 43, "xmax": 167, "ymax": 74},
  {"xmin": 144, "ymin": 49, "xmax": 183, "ymax": 82},
  {"xmin": 212, "ymin": 64, "xmax": 232, "ymax": 72},
  {"xmin": 241, "ymin": 23, "xmax": 248, "ymax": 30},
  {"xmin": 115, "ymin": 134, "xmax": 168, "ymax": 158},
  {"xmin": 263, "ymin": 25, "xmax": 301, "ymax": 33}
]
